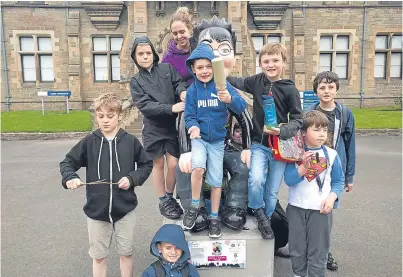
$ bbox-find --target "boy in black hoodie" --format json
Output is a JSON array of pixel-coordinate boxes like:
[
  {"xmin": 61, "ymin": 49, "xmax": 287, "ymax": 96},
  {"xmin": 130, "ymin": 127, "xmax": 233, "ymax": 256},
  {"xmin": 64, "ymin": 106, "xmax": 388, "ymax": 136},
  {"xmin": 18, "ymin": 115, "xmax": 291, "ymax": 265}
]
[
  {"xmin": 60, "ymin": 93, "xmax": 153, "ymax": 277},
  {"xmin": 131, "ymin": 36, "xmax": 187, "ymax": 220},
  {"xmin": 227, "ymin": 42, "xmax": 303, "ymax": 240}
]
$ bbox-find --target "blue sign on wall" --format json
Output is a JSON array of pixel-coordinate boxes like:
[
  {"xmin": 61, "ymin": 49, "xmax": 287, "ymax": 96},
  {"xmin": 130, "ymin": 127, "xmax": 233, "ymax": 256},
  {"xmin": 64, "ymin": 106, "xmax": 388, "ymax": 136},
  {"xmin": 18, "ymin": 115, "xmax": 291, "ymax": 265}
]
[
  {"xmin": 302, "ymin": 90, "xmax": 319, "ymax": 111},
  {"xmin": 47, "ymin": 90, "xmax": 71, "ymax": 98}
]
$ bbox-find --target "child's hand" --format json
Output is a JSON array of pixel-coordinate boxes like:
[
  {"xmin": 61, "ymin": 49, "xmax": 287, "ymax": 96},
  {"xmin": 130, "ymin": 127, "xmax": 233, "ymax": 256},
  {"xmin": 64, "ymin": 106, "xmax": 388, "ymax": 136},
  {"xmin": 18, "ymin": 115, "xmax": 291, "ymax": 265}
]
[
  {"xmin": 217, "ymin": 89, "xmax": 232, "ymax": 104},
  {"xmin": 118, "ymin": 177, "xmax": 131, "ymax": 190},
  {"xmin": 66, "ymin": 178, "xmax": 82, "ymax": 189},
  {"xmin": 345, "ymin": 183, "xmax": 353, "ymax": 192},
  {"xmin": 172, "ymin": 102, "xmax": 185, "ymax": 113},
  {"xmin": 320, "ymin": 193, "xmax": 337, "ymax": 214},
  {"xmin": 301, "ymin": 151, "xmax": 315, "ymax": 170},
  {"xmin": 297, "ymin": 151, "xmax": 314, "ymax": 177},
  {"xmin": 188, "ymin": 126, "xmax": 201, "ymax": 139},
  {"xmin": 263, "ymin": 126, "xmax": 280, "ymax": 136},
  {"xmin": 180, "ymin": 91, "xmax": 186, "ymax": 102}
]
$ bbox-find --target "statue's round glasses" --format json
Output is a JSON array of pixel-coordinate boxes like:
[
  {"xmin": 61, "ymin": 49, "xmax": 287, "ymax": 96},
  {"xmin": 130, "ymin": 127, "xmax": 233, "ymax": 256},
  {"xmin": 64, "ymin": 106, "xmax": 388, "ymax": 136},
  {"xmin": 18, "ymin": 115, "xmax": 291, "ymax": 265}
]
[{"xmin": 204, "ymin": 43, "xmax": 233, "ymax": 56}]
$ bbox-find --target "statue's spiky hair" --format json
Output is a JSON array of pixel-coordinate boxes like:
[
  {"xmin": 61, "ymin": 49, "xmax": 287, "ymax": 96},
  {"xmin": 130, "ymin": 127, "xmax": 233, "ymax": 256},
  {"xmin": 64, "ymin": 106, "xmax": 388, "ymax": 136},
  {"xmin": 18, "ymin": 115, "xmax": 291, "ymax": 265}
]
[{"xmin": 191, "ymin": 16, "xmax": 237, "ymax": 53}]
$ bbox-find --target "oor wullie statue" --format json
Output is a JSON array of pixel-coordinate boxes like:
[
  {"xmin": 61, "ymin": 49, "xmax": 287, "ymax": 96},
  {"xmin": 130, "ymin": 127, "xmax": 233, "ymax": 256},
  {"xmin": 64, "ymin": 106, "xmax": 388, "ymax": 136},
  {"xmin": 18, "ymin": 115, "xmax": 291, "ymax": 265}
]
[{"xmin": 176, "ymin": 16, "xmax": 253, "ymax": 232}]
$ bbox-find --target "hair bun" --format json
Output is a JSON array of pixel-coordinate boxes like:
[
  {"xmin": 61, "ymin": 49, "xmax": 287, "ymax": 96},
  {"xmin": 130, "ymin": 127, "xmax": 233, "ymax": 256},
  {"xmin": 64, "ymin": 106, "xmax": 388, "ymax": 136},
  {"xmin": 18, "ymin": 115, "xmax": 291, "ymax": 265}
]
[{"xmin": 176, "ymin": 6, "xmax": 190, "ymax": 16}]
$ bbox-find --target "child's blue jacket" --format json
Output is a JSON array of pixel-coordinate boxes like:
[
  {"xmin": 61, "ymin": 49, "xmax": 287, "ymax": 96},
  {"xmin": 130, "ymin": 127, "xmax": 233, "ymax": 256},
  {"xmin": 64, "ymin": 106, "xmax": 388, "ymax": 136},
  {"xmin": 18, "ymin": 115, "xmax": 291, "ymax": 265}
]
[
  {"xmin": 184, "ymin": 44, "xmax": 246, "ymax": 142},
  {"xmin": 142, "ymin": 224, "xmax": 200, "ymax": 277}
]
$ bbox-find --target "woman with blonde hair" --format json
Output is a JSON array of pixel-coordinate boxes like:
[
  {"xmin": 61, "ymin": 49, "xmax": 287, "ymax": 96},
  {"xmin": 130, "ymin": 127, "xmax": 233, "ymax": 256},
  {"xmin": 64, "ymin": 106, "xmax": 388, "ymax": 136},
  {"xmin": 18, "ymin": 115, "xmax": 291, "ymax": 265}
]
[{"xmin": 162, "ymin": 7, "xmax": 194, "ymax": 87}]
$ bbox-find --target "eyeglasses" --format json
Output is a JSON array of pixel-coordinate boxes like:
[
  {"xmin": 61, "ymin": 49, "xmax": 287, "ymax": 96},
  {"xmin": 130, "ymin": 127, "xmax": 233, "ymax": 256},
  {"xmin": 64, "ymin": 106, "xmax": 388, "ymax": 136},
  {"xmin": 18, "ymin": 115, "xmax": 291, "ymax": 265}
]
[{"xmin": 204, "ymin": 43, "xmax": 233, "ymax": 56}]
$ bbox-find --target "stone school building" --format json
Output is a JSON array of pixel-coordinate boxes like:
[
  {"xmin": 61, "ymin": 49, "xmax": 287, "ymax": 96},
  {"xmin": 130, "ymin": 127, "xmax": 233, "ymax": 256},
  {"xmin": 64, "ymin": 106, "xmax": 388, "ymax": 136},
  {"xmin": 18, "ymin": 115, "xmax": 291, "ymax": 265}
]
[{"xmin": 1, "ymin": 1, "xmax": 402, "ymax": 112}]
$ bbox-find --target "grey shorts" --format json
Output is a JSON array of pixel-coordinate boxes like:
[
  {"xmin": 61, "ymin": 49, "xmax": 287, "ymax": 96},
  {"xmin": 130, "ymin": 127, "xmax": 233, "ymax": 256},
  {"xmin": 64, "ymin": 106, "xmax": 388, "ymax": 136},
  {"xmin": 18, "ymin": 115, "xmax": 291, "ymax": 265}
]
[{"xmin": 87, "ymin": 209, "xmax": 136, "ymax": 259}]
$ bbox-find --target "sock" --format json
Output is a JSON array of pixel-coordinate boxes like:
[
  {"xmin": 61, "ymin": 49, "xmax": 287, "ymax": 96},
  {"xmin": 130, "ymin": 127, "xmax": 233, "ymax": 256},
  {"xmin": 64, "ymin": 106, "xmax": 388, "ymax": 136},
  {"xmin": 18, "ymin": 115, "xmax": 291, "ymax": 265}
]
[
  {"xmin": 166, "ymin": 192, "xmax": 174, "ymax": 198},
  {"xmin": 210, "ymin": 212, "xmax": 218, "ymax": 219},
  {"xmin": 159, "ymin": 195, "xmax": 168, "ymax": 202},
  {"xmin": 190, "ymin": 199, "xmax": 200, "ymax": 208}
]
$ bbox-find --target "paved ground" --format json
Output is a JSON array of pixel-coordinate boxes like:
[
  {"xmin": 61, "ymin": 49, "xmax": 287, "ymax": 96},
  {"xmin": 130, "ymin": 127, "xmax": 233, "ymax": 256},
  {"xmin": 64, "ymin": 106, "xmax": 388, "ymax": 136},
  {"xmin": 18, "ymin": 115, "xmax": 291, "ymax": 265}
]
[{"xmin": 1, "ymin": 136, "xmax": 401, "ymax": 277}]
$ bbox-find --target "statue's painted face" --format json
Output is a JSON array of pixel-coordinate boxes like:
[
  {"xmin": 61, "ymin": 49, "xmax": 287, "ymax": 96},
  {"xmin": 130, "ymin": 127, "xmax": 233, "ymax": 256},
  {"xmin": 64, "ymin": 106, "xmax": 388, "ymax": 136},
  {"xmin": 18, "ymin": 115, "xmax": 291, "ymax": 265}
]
[{"xmin": 198, "ymin": 27, "xmax": 235, "ymax": 77}]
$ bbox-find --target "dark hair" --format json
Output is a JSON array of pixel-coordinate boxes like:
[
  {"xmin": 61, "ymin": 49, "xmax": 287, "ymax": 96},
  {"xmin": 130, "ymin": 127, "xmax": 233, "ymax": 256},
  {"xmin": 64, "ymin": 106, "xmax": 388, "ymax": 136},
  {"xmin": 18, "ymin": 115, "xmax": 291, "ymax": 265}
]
[
  {"xmin": 313, "ymin": 71, "xmax": 340, "ymax": 94},
  {"xmin": 302, "ymin": 110, "xmax": 329, "ymax": 132},
  {"xmin": 191, "ymin": 16, "xmax": 237, "ymax": 53}
]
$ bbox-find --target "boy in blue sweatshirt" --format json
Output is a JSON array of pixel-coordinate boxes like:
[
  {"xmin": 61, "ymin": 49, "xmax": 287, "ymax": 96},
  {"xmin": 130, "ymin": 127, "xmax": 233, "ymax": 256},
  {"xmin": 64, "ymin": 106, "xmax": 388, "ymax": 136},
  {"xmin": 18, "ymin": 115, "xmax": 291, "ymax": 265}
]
[
  {"xmin": 182, "ymin": 43, "xmax": 246, "ymax": 238},
  {"xmin": 283, "ymin": 110, "xmax": 344, "ymax": 277}
]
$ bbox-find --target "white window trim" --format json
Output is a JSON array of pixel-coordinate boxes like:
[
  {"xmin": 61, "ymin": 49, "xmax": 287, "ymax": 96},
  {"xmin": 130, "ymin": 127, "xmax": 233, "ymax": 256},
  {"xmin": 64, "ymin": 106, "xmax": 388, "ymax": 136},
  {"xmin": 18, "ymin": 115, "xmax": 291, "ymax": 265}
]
[
  {"xmin": 318, "ymin": 34, "xmax": 351, "ymax": 79},
  {"xmin": 15, "ymin": 34, "xmax": 56, "ymax": 84},
  {"xmin": 375, "ymin": 33, "xmax": 403, "ymax": 80},
  {"xmin": 92, "ymin": 35, "xmax": 123, "ymax": 83}
]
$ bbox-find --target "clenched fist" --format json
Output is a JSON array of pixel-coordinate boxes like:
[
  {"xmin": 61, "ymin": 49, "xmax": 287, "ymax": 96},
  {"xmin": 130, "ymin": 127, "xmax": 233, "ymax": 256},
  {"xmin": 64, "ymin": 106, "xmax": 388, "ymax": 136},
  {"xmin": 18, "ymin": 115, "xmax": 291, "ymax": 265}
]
[
  {"xmin": 66, "ymin": 178, "xmax": 82, "ymax": 190},
  {"xmin": 217, "ymin": 89, "xmax": 232, "ymax": 104},
  {"xmin": 118, "ymin": 177, "xmax": 131, "ymax": 190}
]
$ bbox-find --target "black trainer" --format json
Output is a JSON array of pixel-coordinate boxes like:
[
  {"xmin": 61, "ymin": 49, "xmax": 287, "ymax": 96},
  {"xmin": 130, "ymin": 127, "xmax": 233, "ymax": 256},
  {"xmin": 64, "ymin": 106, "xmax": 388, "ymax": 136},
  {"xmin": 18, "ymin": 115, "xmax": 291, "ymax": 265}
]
[
  {"xmin": 168, "ymin": 197, "xmax": 183, "ymax": 216},
  {"xmin": 253, "ymin": 208, "xmax": 274, "ymax": 240},
  {"xmin": 159, "ymin": 199, "xmax": 182, "ymax": 220},
  {"xmin": 327, "ymin": 252, "xmax": 338, "ymax": 271},
  {"xmin": 183, "ymin": 206, "xmax": 199, "ymax": 230},
  {"xmin": 208, "ymin": 218, "xmax": 222, "ymax": 238}
]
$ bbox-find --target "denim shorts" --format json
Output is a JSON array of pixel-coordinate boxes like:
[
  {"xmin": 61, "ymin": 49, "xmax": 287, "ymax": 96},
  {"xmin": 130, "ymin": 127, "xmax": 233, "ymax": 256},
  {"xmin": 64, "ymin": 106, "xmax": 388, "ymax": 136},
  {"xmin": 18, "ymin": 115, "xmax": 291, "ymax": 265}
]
[{"xmin": 191, "ymin": 138, "xmax": 225, "ymax": 188}]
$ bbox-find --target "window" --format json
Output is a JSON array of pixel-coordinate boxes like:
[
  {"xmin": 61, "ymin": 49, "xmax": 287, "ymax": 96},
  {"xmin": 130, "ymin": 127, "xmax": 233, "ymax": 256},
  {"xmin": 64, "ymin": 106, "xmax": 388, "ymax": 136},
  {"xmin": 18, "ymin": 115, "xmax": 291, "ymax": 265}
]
[
  {"xmin": 319, "ymin": 35, "xmax": 350, "ymax": 79},
  {"xmin": 92, "ymin": 36, "xmax": 123, "ymax": 82},
  {"xmin": 252, "ymin": 34, "xmax": 281, "ymax": 74},
  {"xmin": 374, "ymin": 34, "xmax": 402, "ymax": 79},
  {"xmin": 19, "ymin": 36, "xmax": 54, "ymax": 82}
]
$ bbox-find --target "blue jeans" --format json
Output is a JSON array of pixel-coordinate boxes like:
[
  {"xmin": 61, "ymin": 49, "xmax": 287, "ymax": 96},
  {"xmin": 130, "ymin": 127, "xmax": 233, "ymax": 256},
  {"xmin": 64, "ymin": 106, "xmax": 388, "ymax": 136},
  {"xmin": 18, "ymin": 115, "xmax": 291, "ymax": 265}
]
[
  {"xmin": 191, "ymin": 138, "xmax": 224, "ymax": 188},
  {"xmin": 248, "ymin": 143, "xmax": 286, "ymax": 217}
]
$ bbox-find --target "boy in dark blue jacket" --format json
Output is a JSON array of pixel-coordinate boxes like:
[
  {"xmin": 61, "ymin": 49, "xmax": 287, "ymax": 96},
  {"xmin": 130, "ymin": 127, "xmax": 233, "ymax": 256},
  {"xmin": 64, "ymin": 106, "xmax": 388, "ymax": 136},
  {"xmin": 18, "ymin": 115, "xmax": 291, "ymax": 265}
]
[
  {"xmin": 308, "ymin": 71, "xmax": 356, "ymax": 271},
  {"xmin": 182, "ymin": 43, "xmax": 246, "ymax": 238},
  {"xmin": 142, "ymin": 224, "xmax": 199, "ymax": 277}
]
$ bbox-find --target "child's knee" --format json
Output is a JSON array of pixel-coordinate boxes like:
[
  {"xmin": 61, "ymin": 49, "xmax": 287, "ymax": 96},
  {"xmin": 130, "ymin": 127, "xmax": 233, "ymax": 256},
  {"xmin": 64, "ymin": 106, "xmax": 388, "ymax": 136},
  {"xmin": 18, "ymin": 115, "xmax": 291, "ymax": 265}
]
[
  {"xmin": 153, "ymin": 157, "xmax": 165, "ymax": 169},
  {"xmin": 93, "ymin": 257, "xmax": 106, "ymax": 264},
  {"xmin": 167, "ymin": 158, "xmax": 178, "ymax": 170},
  {"xmin": 192, "ymin": 167, "xmax": 205, "ymax": 178}
]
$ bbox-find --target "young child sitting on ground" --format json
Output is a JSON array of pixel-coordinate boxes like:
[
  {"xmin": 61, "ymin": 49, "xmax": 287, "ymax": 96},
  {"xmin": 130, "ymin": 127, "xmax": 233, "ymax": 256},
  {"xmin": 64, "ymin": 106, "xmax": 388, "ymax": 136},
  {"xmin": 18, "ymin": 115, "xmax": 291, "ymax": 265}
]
[{"xmin": 142, "ymin": 224, "xmax": 200, "ymax": 277}]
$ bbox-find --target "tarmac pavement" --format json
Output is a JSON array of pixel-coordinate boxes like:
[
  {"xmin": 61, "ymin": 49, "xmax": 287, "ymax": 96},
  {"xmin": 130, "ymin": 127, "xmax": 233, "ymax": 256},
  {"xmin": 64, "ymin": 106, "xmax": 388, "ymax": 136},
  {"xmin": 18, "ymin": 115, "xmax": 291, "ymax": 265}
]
[{"xmin": 1, "ymin": 136, "xmax": 401, "ymax": 277}]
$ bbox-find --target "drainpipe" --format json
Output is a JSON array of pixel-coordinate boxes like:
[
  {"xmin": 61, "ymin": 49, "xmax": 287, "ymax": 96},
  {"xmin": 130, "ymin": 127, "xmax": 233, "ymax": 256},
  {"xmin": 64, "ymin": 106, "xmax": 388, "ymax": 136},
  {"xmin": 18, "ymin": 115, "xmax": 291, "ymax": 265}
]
[
  {"xmin": 359, "ymin": 1, "xmax": 367, "ymax": 108},
  {"xmin": 0, "ymin": 5, "xmax": 10, "ymax": 111}
]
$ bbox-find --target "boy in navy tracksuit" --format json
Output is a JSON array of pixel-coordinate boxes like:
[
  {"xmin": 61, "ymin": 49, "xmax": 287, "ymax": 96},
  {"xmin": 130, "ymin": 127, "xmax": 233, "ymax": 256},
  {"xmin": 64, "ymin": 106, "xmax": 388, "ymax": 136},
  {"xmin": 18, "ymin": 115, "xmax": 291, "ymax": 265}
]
[{"xmin": 182, "ymin": 44, "xmax": 246, "ymax": 238}]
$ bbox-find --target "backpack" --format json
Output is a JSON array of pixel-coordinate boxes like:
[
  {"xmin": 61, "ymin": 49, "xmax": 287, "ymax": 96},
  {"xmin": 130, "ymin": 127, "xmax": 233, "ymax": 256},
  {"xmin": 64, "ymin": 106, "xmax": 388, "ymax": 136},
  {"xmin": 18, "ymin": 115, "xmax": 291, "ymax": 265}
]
[{"xmin": 152, "ymin": 260, "xmax": 190, "ymax": 277}]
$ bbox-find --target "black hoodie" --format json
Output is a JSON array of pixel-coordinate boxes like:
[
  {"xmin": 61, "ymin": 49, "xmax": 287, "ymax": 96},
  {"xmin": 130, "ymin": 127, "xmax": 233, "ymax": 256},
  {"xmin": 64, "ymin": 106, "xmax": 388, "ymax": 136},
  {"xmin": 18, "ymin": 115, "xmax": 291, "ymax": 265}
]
[
  {"xmin": 228, "ymin": 74, "xmax": 303, "ymax": 146},
  {"xmin": 59, "ymin": 129, "xmax": 153, "ymax": 223},
  {"xmin": 130, "ymin": 36, "xmax": 187, "ymax": 138}
]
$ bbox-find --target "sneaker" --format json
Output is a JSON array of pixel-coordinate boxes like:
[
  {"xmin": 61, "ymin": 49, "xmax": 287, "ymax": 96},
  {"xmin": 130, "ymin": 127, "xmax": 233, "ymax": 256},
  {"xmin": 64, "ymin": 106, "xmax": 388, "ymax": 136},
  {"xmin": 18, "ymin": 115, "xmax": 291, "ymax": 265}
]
[
  {"xmin": 168, "ymin": 197, "xmax": 183, "ymax": 216},
  {"xmin": 208, "ymin": 218, "xmax": 222, "ymax": 238},
  {"xmin": 159, "ymin": 199, "xmax": 182, "ymax": 220},
  {"xmin": 191, "ymin": 207, "xmax": 209, "ymax": 233},
  {"xmin": 183, "ymin": 206, "xmax": 199, "ymax": 230},
  {"xmin": 253, "ymin": 208, "xmax": 274, "ymax": 240},
  {"xmin": 327, "ymin": 252, "xmax": 338, "ymax": 271}
]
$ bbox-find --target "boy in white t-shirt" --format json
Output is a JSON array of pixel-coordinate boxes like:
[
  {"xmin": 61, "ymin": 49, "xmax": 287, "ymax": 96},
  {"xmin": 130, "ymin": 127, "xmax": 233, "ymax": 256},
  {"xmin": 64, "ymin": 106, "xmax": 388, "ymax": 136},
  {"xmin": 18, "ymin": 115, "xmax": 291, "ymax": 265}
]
[{"xmin": 284, "ymin": 110, "xmax": 344, "ymax": 277}]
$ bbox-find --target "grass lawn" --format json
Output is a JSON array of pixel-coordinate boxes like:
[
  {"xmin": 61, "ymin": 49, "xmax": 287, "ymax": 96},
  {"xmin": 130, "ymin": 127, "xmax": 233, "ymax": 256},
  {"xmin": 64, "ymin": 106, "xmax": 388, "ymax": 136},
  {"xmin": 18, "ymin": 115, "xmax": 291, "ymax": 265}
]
[
  {"xmin": 351, "ymin": 106, "xmax": 402, "ymax": 129},
  {"xmin": 1, "ymin": 110, "xmax": 93, "ymax": 133}
]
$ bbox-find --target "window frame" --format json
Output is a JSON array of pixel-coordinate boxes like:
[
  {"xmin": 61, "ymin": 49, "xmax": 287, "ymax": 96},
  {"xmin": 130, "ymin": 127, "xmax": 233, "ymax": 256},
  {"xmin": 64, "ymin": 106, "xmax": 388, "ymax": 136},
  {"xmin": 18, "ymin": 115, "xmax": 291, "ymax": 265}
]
[
  {"xmin": 319, "ymin": 34, "xmax": 350, "ymax": 79},
  {"xmin": 375, "ymin": 33, "xmax": 403, "ymax": 80},
  {"xmin": 18, "ymin": 35, "xmax": 54, "ymax": 83},
  {"xmin": 92, "ymin": 35, "xmax": 123, "ymax": 83}
]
